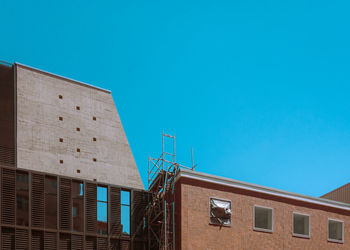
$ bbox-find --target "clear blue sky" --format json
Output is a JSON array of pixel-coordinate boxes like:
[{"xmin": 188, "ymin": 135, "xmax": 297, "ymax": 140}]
[{"xmin": 1, "ymin": 0, "xmax": 350, "ymax": 197}]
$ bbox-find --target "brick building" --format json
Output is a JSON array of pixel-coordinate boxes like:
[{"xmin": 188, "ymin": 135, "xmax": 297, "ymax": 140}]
[{"xmin": 174, "ymin": 170, "xmax": 350, "ymax": 249}]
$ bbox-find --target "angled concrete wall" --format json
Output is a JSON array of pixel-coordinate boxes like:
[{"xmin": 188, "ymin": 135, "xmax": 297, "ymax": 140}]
[{"xmin": 15, "ymin": 63, "xmax": 143, "ymax": 189}]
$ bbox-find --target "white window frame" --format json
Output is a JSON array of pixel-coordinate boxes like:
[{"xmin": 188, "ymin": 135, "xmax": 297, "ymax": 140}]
[
  {"xmin": 292, "ymin": 212, "xmax": 310, "ymax": 238},
  {"xmin": 209, "ymin": 197, "xmax": 232, "ymax": 227},
  {"xmin": 253, "ymin": 205, "xmax": 274, "ymax": 233},
  {"xmin": 328, "ymin": 218, "xmax": 344, "ymax": 244}
]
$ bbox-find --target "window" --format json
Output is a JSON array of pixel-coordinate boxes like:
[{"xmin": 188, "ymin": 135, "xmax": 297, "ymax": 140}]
[
  {"xmin": 121, "ymin": 190, "xmax": 130, "ymax": 235},
  {"xmin": 254, "ymin": 206, "xmax": 273, "ymax": 232},
  {"xmin": 328, "ymin": 219, "xmax": 344, "ymax": 243},
  {"xmin": 72, "ymin": 181, "xmax": 84, "ymax": 232},
  {"xmin": 45, "ymin": 176, "xmax": 57, "ymax": 229},
  {"xmin": 209, "ymin": 198, "xmax": 231, "ymax": 226},
  {"xmin": 16, "ymin": 171, "xmax": 29, "ymax": 226},
  {"xmin": 293, "ymin": 213, "xmax": 310, "ymax": 238},
  {"xmin": 97, "ymin": 186, "xmax": 108, "ymax": 234}
]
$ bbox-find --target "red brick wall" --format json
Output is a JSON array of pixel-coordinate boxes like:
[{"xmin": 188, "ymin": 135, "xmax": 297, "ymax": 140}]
[{"xmin": 177, "ymin": 178, "xmax": 350, "ymax": 250}]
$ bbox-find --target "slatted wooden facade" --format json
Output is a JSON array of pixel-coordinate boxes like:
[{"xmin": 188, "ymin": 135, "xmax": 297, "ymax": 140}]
[{"xmin": 0, "ymin": 165, "xmax": 149, "ymax": 250}]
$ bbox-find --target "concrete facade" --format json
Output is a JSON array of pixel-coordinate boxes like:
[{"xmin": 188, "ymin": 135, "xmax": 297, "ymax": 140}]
[
  {"xmin": 175, "ymin": 170, "xmax": 350, "ymax": 250},
  {"xmin": 15, "ymin": 63, "xmax": 143, "ymax": 189}
]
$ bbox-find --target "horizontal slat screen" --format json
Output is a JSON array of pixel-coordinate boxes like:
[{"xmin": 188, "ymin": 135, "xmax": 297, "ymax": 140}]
[
  {"xmin": 59, "ymin": 233, "xmax": 71, "ymax": 250},
  {"xmin": 86, "ymin": 236, "xmax": 97, "ymax": 250},
  {"xmin": 59, "ymin": 178, "xmax": 72, "ymax": 230},
  {"xmin": 32, "ymin": 230, "xmax": 44, "ymax": 250},
  {"xmin": 110, "ymin": 187, "xmax": 121, "ymax": 236},
  {"xmin": 97, "ymin": 237, "xmax": 108, "ymax": 250},
  {"xmin": 2, "ymin": 168, "xmax": 15, "ymax": 225},
  {"xmin": 44, "ymin": 232, "xmax": 57, "ymax": 250},
  {"xmin": 15, "ymin": 228, "xmax": 29, "ymax": 250},
  {"xmin": 71, "ymin": 234, "xmax": 83, "ymax": 250},
  {"xmin": 2, "ymin": 227, "xmax": 15, "ymax": 249},
  {"xmin": 86, "ymin": 183, "xmax": 97, "ymax": 233},
  {"xmin": 32, "ymin": 173, "xmax": 45, "ymax": 227}
]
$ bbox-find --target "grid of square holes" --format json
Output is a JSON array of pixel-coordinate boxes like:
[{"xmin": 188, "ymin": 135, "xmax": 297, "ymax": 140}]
[{"xmin": 57, "ymin": 99, "xmax": 100, "ymax": 166}]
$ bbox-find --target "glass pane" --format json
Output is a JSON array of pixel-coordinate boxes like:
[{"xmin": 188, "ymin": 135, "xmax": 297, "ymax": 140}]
[
  {"xmin": 16, "ymin": 172, "xmax": 29, "ymax": 226},
  {"xmin": 72, "ymin": 181, "xmax": 84, "ymax": 198},
  {"xmin": 121, "ymin": 191, "xmax": 130, "ymax": 205},
  {"xmin": 73, "ymin": 199, "xmax": 84, "ymax": 232},
  {"xmin": 97, "ymin": 202, "xmax": 107, "ymax": 222},
  {"xmin": 97, "ymin": 186, "xmax": 107, "ymax": 202},
  {"xmin": 254, "ymin": 207, "xmax": 272, "ymax": 230},
  {"xmin": 45, "ymin": 194, "xmax": 57, "ymax": 229},
  {"xmin": 329, "ymin": 220, "xmax": 343, "ymax": 241},
  {"xmin": 121, "ymin": 205, "xmax": 130, "ymax": 235},
  {"xmin": 293, "ymin": 214, "xmax": 309, "ymax": 236},
  {"xmin": 45, "ymin": 176, "xmax": 57, "ymax": 194}
]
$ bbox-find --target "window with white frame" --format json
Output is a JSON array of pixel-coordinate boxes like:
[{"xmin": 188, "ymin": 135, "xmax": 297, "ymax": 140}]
[
  {"xmin": 254, "ymin": 206, "xmax": 273, "ymax": 232},
  {"xmin": 209, "ymin": 198, "xmax": 231, "ymax": 226},
  {"xmin": 328, "ymin": 219, "xmax": 344, "ymax": 243},
  {"xmin": 293, "ymin": 213, "xmax": 310, "ymax": 237}
]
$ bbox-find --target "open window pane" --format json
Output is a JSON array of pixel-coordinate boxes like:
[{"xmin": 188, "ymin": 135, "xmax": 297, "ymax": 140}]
[
  {"xmin": 121, "ymin": 190, "xmax": 130, "ymax": 205},
  {"xmin": 97, "ymin": 186, "xmax": 107, "ymax": 202},
  {"xmin": 293, "ymin": 213, "xmax": 310, "ymax": 237},
  {"xmin": 210, "ymin": 198, "xmax": 231, "ymax": 226},
  {"xmin": 121, "ymin": 205, "xmax": 130, "ymax": 235},
  {"xmin": 254, "ymin": 206, "xmax": 273, "ymax": 231},
  {"xmin": 328, "ymin": 220, "xmax": 343, "ymax": 242}
]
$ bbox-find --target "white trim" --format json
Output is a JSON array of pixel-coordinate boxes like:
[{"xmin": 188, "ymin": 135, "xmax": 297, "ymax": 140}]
[
  {"xmin": 177, "ymin": 169, "xmax": 350, "ymax": 211},
  {"xmin": 292, "ymin": 212, "xmax": 310, "ymax": 238},
  {"xmin": 209, "ymin": 197, "xmax": 232, "ymax": 227},
  {"xmin": 253, "ymin": 205, "xmax": 273, "ymax": 233},
  {"xmin": 328, "ymin": 218, "xmax": 344, "ymax": 244},
  {"xmin": 15, "ymin": 62, "xmax": 111, "ymax": 93}
]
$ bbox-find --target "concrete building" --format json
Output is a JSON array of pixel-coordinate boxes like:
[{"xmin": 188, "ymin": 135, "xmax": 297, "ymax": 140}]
[
  {"xmin": 1, "ymin": 60, "xmax": 349, "ymax": 250},
  {"xmin": 0, "ymin": 61, "xmax": 149, "ymax": 250}
]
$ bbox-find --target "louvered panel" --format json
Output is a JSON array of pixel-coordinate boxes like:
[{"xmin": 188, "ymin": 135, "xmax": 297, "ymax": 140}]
[
  {"xmin": 97, "ymin": 237, "xmax": 108, "ymax": 250},
  {"xmin": 44, "ymin": 232, "xmax": 57, "ymax": 250},
  {"xmin": 0, "ymin": 146, "xmax": 15, "ymax": 167},
  {"xmin": 71, "ymin": 234, "xmax": 83, "ymax": 250},
  {"xmin": 132, "ymin": 191, "xmax": 149, "ymax": 239},
  {"xmin": 2, "ymin": 227, "xmax": 15, "ymax": 249},
  {"xmin": 86, "ymin": 236, "xmax": 97, "ymax": 250},
  {"xmin": 133, "ymin": 241, "xmax": 146, "ymax": 250},
  {"xmin": 1, "ymin": 168, "xmax": 15, "ymax": 225},
  {"xmin": 32, "ymin": 173, "xmax": 44, "ymax": 227},
  {"xmin": 110, "ymin": 239, "xmax": 119, "ymax": 250},
  {"xmin": 110, "ymin": 187, "xmax": 121, "ymax": 235},
  {"xmin": 31, "ymin": 230, "xmax": 44, "ymax": 250},
  {"xmin": 86, "ymin": 183, "xmax": 97, "ymax": 233},
  {"xmin": 15, "ymin": 229, "xmax": 28, "ymax": 250},
  {"xmin": 120, "ymin": 240, "xmax": 130, "ymax": 250},
  {"xmin": 59, "ymin": 233, "xmax": 71, "ymax": 250},
  {"xmin": 60, "ymin": 178, "xmax": 72, "ymax": 230}
]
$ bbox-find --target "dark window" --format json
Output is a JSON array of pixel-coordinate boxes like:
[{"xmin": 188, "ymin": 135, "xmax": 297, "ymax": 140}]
[
  {"xmin": 97, "ymin": 186, "xmax": 108, "ymax": 234},
  {"xmin": 254, "ymin": 206, "xmax": 273, "ymax": 232},
  {"xmin": 209, "ymin": 198, "xmax": 231, "ymax": 226},
  {"xmin": 293, "ymin": 213, "xmax": 310, "ymax": 237},
  {"xmin": 72, "ymin": 181, "xmax": 84, "ymax": 232},
  {"xmin": 121, "ymin": 190, "xmax": 130, "ymax": 235},
  {"xmin": 45, "ymin": 176, "xmax": 57, "ymax": 229},
  {"xmin": 328, "ymin": 219, "xmax": 343, "ymax": 243},
  {"xmin": 16, "ymin": 172, "xmax": 29, "ymax": 226}
]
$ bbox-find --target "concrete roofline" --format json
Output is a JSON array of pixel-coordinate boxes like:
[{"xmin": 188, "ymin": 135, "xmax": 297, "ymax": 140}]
[
  {"xmin": 15, "ymin": 62, "xmax": 111, "ymax": 94},
  {"xmin": 177, "ymin": 169, "xmax": 350, "ymax": 211}
]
